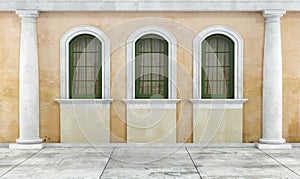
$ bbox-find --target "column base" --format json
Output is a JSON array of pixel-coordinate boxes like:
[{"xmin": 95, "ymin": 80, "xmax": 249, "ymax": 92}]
[
  {"xmin": 256, "ymin": 143, "xmax": 292, "ymax": 149},
  {"xmin": 16, "ymin": 138, "xmax": 43, "ymax": 144},
  {"xmin": 9, "ymin": 143, "xmax": 44, "ymax": 149},
  {"xmin": 259, "ymin": 138, "xmax": 286, "ymax": 144},
  {"xmin": 9, "ymin": 138, "xmax": 44, "ymax": 149},
  {"xmin": 256, "ymin": 138, "xmax": 291, "ymax": 149}
]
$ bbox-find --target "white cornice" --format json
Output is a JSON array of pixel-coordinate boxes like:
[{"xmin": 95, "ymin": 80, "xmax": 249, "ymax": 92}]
[{"xmin": 0, "ymin": 0, "xmax": 300, "ymax": 12}]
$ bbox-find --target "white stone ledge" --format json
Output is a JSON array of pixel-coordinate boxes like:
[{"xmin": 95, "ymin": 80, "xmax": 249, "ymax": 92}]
[
  {"xmin": 190, "ymin": 99, "xmax": 248, "ymax": 109},
  {"xmin": 44, "ymin": 142, "xmax": 258, "ymax": 148},
  {"xmin": 0, "ymin": 1, "xmax": 299, "ymax": 11},
  {"xmin": 123, "ymin": 99, "xmax": 180, "ymax": 109},
  {"xmin": 2, "ymin": 143, "xmax": 300, "ymax": 148},
  {"xmin": 55, "ymin": 99, "xmax": 113, "ymax": 108}
]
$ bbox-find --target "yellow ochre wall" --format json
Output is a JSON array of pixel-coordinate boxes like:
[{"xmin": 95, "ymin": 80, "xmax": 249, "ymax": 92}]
[
  {"xmin": 281, "ymin": 13, "xmax": 300, "ymax": 142},
  {"xmin": 0, "ymin": 12, "xmax": 299, "ymax": 143},
  {"xmin": 0, "ymin": 12, "xmax": 20, "ymax": 142}
]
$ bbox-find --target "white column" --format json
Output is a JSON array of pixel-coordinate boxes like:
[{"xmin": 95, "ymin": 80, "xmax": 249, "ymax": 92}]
[
  {"xmin": 257, "ymin": 10, "xmax": 291, "ymax": 149},
  {"xmin": 10, "ymin": 10, "xmax": 43, "ymax": 149}
]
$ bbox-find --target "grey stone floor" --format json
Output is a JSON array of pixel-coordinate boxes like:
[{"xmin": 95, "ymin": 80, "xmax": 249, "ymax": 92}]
[{"xmin": 0, "ymin": 147, "xmax": 300, "ymax": 178}]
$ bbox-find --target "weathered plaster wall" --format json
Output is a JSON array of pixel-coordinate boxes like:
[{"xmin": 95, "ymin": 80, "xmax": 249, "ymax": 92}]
[
  {"xmin": 127, "ymin": 108, "xmax": 176, "ymax": 143},
  {"xmin": 193, "ymin": 109, "xmax": 243, "ymax": 143},
  {"xmin": 1, "ymin": 11, "xmax": 298, "ymax": 143},
  {"xmin": 37, "ymin": 13, "xmax": 61, "ymax": 142},
  {"xmin": 60, "ymin": 107, "xmax": 110, "ymax": 143},
  {"xmin": 282, "ymin": 12, "xmax": 300, "ymax": 143},
  {"xmin": 35, "ymin": 12, "xmax": 265, "ymax": 143},
  {"xmin": 0, "ymin": 12, "xmax": 20, "ymax": 142}
]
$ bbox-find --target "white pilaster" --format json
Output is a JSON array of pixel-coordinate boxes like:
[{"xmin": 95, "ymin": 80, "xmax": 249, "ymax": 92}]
[
  {"xmin": 10, "ymin": 10, "xmax": 43, "ymax": 149},
  {"xmin": 257, "ymin": 10, "xmax": 291, "ymax": 149}
]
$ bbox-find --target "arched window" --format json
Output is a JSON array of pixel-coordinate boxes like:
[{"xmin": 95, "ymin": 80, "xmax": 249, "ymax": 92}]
[
  {"xmin": 59, "ymin": 25, "xmax": 110, "ymax": 100},
  {"xmin": 202, "ymin": 34, "xmax": 234, "ymax": 99},
  {"xmin": 192, "ymin": 25, "xmax": 244, "ymax": 101},
  {"xmin": 135, "ymin": 34, "xmax": 168, "ymax": 99},
  {"xmin": 69, "ymin": 34, "xmax": 102, "ymax": 98},
  {"xmin": 126, "ymin": 25, "xmax": 177, "ymax": 100}
]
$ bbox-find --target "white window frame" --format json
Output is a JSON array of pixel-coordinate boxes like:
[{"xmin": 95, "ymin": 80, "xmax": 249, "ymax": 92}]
[
  {"xmin": 191, "ymin": 25, "xmax": 247, "ymax": 108},
  {"xmin": 59, "ymin": 25, "xmax": 111, "ymax": 100},
  {"xmin": 126, "ymin": 25, "xmax": 177, "ymax": 100}
]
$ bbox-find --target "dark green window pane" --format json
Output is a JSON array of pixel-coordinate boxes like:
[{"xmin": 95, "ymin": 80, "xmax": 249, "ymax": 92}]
[
  {"xmin": 202, "ymin": 34, "xmax": 234, "ymax": 99},
  {"xmin": 135, "ymin": 34, "xmax": 168, "ymax": 99},
  {"xmin": 69, "ymin": 34, "xmax": 102, "ymax": 99}
]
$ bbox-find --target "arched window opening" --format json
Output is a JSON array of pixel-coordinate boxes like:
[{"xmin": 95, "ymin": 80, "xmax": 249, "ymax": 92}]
[
  {"xmin": 201, "ymin": 34, "xmax": 234, "ymax": 99},
  {"xmin": 69, "ymin": 34, "xmax": 102, "ymax": 99},
  {"xmin": 135, "ymin": 34, "xmax": 168, "ymax": 99}
]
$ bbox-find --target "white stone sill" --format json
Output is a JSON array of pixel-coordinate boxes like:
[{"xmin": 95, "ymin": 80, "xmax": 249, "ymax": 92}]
[
  {"xmin": 190, "ymin": 99, "xmax": 248, "ymax": 109},
  {"xmin": 123, "ymin": 99, "xmax": 180, "ymax": 109},
  {"xmin": 55, "ymin": 99, "xmax": 113, "ymax": 108}
]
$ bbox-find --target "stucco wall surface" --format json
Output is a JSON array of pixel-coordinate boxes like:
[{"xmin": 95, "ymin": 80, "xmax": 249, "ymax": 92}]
[
  {"xmin": 281, "ymin": 13, "xmax": 300, "ymax": 143},
  {"xmin": 193, "ymin": 109, "xmax": 243, "ymax": 143},
  {"xmin": 127, "ymin": 108, "xmax": 176, "ymax": 143},
  {"xmin": 60, "ymin": 107, "xmax": 110, "ymax": 143},
  {"xmin": 0, "ymin": 12, "xmax": 20, "ymax": 142},
  {"xmin": 37, "ymin": 12, "xmax": 264, "ymax": 143}
]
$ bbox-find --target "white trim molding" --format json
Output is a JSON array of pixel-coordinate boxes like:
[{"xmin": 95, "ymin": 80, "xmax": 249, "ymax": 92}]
[
  {"xmin": 192, "ymin": 25, "xmax": 244, "ymax": 100},
  {"xmin": 123, "ymin": 99, "xmax": 180, "ymax": 109},
  {"xmin": 55, "ymin": 99, "xmax": 113, "ymax": 108},
  {"xmin": 126, "ymin": 25, "xmax": 177, "ymax": 100},
  {"xmin": 6, "ymin": 1, "xmax": 300, "ymax": 12},
  {"xmin": 190, "ymin": 99, "xmax": 248, "ymax": 109},
  {"xmin": 59, "ymin": 25, "xmax": 111, "ymax": 100}
]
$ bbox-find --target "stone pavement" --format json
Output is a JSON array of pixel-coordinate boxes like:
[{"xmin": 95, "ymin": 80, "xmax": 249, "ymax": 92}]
[{"xmin": 0, "ymin": 146, "xmax": 300, "ymax": 178}]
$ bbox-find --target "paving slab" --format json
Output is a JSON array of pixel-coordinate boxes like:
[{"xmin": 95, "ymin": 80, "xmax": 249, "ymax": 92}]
[
  {"xmin": 1, "ymin": 147, "xmax": 113, "ymax": 179},
  {"xmin": 1, "ymin": 147, "xmax": 300, "ymax": 178},
  {"xmin": 186, "ymin": 147, "xmax": 264, "ymax": 155},
  {"xmin": 100, "ymin": 148, "xmax": 200, "ymax": 178},
  {"xmin": 261, "ymin": 148, "xmax": 300, "ymax": 176},
  {"xmin": 187, "ymin": 147, "xmax": 299, "ymax": 178},
  {"xmin": 0, "ymin": 148, "xmax": 40, "ymax": 176}
]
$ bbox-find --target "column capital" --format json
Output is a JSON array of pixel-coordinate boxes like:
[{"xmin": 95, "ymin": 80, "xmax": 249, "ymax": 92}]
[
  {"xmin": 16, "ymin": 9, "xmax": 39, "ymax": 19},
  {"xmin": 263, "ymin": 9, "xmax": 286, "ymax": 18}
]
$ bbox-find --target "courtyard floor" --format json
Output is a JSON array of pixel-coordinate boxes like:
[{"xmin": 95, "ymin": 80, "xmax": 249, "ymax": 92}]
[{"xmin": 0, "ymin": 145, "xmax": 300, "ymax": 178}]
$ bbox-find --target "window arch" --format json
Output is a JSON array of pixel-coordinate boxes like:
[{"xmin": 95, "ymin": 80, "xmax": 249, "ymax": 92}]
[
  {"xmin": 126, "ymin": 26, "xmax": 177, "ymax": 99},
  {"xmin": 193, "ymin": 25, "xmax": 243, "ymax": 99},
  {"xmin": 59, "ymin": 25, "xmax": 110, "ymax": 99}
]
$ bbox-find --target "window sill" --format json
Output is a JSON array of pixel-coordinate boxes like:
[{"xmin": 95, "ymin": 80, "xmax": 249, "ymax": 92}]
[
  {"xmin": 189, "ymin": 99, "xmax": 248, "ymax": 109},
  {"xmin": 55, "ymin": 99, "xmax": 113, "ymax": 108},
  {"xmin": 123, "ymin": 99, "xmax": 180, "ymax": 109}
]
